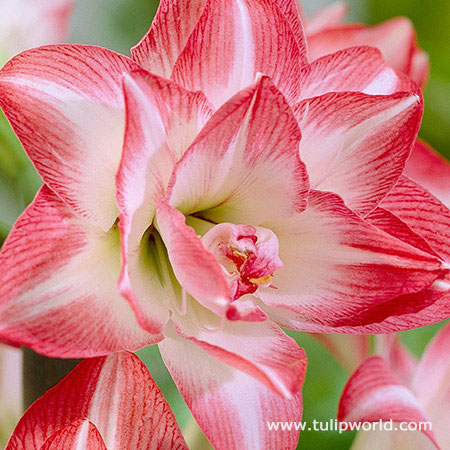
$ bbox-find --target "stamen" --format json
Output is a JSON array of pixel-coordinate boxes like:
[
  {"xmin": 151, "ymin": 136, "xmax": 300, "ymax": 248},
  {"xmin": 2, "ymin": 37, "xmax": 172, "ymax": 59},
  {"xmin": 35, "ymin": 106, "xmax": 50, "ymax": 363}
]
[{"xmin": 202, "ymin": 223, "xmax": 283, "ymax": 302}]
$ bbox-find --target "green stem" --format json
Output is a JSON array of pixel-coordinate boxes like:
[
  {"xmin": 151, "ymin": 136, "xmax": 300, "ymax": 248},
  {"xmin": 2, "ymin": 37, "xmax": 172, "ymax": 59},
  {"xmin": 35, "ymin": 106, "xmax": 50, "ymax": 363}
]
[
  {"xmin": 22, "ymin": 348, "xmax": 81, "ymax": 410},
  {"xmin": 183, "ymin": 415, "xmax": 214, "ymax": 450}
]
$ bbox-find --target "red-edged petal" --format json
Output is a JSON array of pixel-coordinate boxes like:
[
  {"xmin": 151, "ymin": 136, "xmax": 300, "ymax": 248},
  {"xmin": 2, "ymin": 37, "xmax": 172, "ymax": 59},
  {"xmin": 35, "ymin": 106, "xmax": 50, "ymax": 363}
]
[
  {"xmin": 0, "ymin": 185, "xmax": 158, "ymax": 358},
  {"xmin": 305, "ymin": 1, "xmax": 348, "ymax": 35},
  {"xmin": 131, "ymin": 0, "xmax": 206, "ymax": 77},
  {"xmin": 309, "ymin": 334, "xmax": 371, "ymax": 372},
  {"xmin": 308, "ymin": 17, "xmax": 415, "ymax": 73},
  {"xmin": 381, "ymin": 176, "xmax": 450, "ymax": 262},
  {"xmin": 293, "ymin": 91, "xmax": 422, "ymax": 216},
  {"xmin": 411, "ymin": 321, "xmax": 450, "ymax": 410},
  {"xmin": 337, "ymin": 179, "xmax": 450, "ymax": 333},
  {"xmin": 167, "ymin": 76, "xmax": 309, "ymax": 225},
  {"xmin": 272, "ymin": 0, "xmax": 307, "ymax": 49},
  {"xmin": 365, "ymin": 207, "xmax": 438, "ymax": 258},
  {"xmin": 155, "ymin": 200, "xmax": 232, "ymax": 316},
  {"xmin": 171, "ymin": 315, "xmax": 307, "ymax": 397},
  {"xmin": 116, "ymin": 69, "xmax": 213, "ymax": 334},
  {"xmin": 410, "ymin": 48, "xmax": 430, "ymax": 88},
  {"xmin": 298, "ymin": 46, "xmax": 417, "ymax": 102},
  {"xmin": 405, "ymin": 140, "xmax": 450, "ymax": 209},
  {"xmin": 39, "ymin": 420, "xmax": 107, "ymax": 450},
  {"xmin": 338, "ymin": 356, "xmax": 438, "ymax": 448},
  {"xmin": 159, "ymin": 335, "xmax": 304, "ymax": 450},
  {"xmin": 0, "ymin": 45, "xmax": 139, "ymax": 231},
  {"xmin": 375, "ymin": 335, "xmax": 417, "ymax": 385},
  {"xmin": 307, "ymin": 15, "xmax": 429, "ymax": 87},
  {"xmin": 6, "ymin": 352, "xmax": 187, "ymax": 450},
  {"xmin": 171, "ymin": 0, "xmax": 307, "ymax": 108},
  {"xmin": 258, "ymin": 190, "xmax": 446, "ymax": 333}
]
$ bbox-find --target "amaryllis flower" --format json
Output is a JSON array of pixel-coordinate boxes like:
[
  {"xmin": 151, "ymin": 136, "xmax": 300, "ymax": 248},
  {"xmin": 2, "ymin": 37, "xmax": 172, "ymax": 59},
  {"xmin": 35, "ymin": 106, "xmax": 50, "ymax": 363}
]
[
  {"xmin": 0, "ymin": 0, "xmax": 72, "ymax": 65},
  {"xmin": 0, "ymin": 1, "xmax": 449, "ymax": 448},
  {"xmin": 300, "ymin": 1, "xmax": 429, "ymax": 87},
  {"xmin": 338, "ymin": 323, "xmax": 450, "ymax": 449},
  {"xmin": 0, "ymin": 344, "xmax": 22, "ymax": 449},
  {"xmin": 5, "ymin": 351, "xmax": 187, "ymax": 449}
]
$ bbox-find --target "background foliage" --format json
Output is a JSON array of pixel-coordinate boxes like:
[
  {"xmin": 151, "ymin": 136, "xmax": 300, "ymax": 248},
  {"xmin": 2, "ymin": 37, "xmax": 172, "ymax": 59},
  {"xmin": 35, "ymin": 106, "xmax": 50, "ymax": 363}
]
[{"xmin": 1, "ymin": 1, "xmax": 449, "ymax": 448}]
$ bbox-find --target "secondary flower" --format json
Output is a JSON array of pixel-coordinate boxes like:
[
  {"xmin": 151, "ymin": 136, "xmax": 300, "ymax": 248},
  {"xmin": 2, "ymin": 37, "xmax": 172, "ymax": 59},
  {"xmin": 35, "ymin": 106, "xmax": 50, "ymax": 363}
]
[
  {"xmin": 5, "ymin": 352, "xmax": 187, "ymax": 449},
  {"xmin": 300, "ymin": 1, "xmax": 429, "ymax": 87},
  {"xmin": 338, "ymin": 323, "xmax": 450, "ymax": 449},
  {"xmin": 0, "ymin": 1, "xmax": 449, "ymax": 448},
  {"xmin": 0, "ymin": 0, "xmax": 72, "ymax": 66}
]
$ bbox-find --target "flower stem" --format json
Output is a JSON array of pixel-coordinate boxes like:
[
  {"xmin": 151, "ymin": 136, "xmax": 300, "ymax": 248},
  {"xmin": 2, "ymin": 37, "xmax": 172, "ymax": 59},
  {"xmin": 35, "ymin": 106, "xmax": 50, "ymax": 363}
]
[
  {"xmin": 183, "ymin": 415, "xmax": 214, "ymax": 450},
  {"xmin": 22, "ymin": 347, "xmax": 81, "ymax": 409}
]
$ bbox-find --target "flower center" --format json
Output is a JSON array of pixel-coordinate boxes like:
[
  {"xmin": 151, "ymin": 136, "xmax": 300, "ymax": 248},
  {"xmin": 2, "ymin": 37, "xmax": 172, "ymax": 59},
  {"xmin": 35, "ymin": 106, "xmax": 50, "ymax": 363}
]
[{"xmin": 202, "ymin": 223, "xmax": 283, "ymax": 301}]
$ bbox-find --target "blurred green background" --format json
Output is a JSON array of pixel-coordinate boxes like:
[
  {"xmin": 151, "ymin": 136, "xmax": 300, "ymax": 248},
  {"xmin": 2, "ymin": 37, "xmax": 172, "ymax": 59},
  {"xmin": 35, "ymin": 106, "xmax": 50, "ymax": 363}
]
[{"xmin": 1, "ymin": 1, "xmax": 449, "ymax": 449}]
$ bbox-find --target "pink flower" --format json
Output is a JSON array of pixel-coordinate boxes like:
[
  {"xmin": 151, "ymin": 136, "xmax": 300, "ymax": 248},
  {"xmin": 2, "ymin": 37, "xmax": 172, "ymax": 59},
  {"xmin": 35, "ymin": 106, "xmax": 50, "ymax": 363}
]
[
  {"xmin": 5, "ymin": 352, "xmax": 187, "ymax": 449},
  {"xmin": 0, "ymin": 1, "xmax": 449, "ymax": 448},
  {"xmin": 300, "ymin": 1, "xmax": 429, "ymax": 87},
  {"xmin": 0, "ymin": 0, "xmax": 73, "ymax": 65},
  {"xmin": 338, "ymin": 324, "xmax": 450, "ymax": 449}
]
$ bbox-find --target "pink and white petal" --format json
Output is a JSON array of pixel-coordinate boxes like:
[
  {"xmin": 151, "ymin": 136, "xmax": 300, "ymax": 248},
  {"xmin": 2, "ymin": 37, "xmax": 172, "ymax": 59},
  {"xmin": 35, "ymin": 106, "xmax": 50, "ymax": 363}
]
[
  {"xmin": 259, "ymin": 190, "xmax": 446, "ymax": 333},
  {"xmin": 338, "ymin": 356, "xmax": 438, "ymax": 448},
  {"xmin": 0, "ymin": 344, "xmax": 22, "ymax": 447},
  {"xmin": 116, "ymin": 70, "xmax": 212, "ymax": 333},
  {"xmin": 172, "ymin": 314, "xmax": 307, "ymax": 397},
  {"xmin": 171, "ymin": 0, "xmax": 307, "ymax": 108},
  {"xmin": 116, "ymin": 231, "xmax": 172, "ymax": 335},
  {"xmin": 39, "ymin": 420, "xmax": 107, "ymax": 450},
  {"xmin": 294, "ymin": 91, "xmax": 422, "ymax": 215},
  {"xmin": 305, "ymin": 1, "xmax": 348, "ymax": 35},
  {"xmin": 272, "ymin": 0, "xmax": 307, "ymax": 50},
  {"xmin": 131, "ymin": 0, "xmax": 206, "ymax": 77},
  {"xmin": 159, "ymin": 335, "xmax": 303, "ymax": 450},
  {"xmin": 409, "ymin": 49, "xmax": 430, "ymax": 88},
  {"xmin": 410, "ymin": 321, "xmax": 450, "ymax": 446},
  {"xmin": 350, "ymin": 428, "xmax": 436, "ymax": 450},
  {"xmin": 375, "ymin": 335, "xmax": 417, "ymax": 385},
  {"xmin": 0, "ymin": 45, "xmax": 140, "ymax": 230},
  {"xmin": 411, "ymin": 321, "xmax": 450, "ymax": 409},
  {"xmin": 117, "ymin": 69, "xmax": 213, "ymax": 253},
  {"xmin": 0, "ymin": 0, "xmax": 73, "ymax": 60},
  {"xmin": 298, "ymin": 46, "xmax": 417, "ymax": 101},
  {"xmin": 365, "ymin": 207, "xmax": 438, "ymax": 258},
  {"xmin": 381, "ymin": 176, "xmax": 450, "ymax": 262},
  {"xmin": 309, "ymin": 334, "xmax": 371, "ymax": 372},
  {"xmin": 167, "ymin": 76, "xmax": 309, "ymax": 225},
  {"xmin": 0, "ymin": 186, "xmax": 158, "ymax": 358},
  {"xmin": 6, "ymin": 352, "xmax": 188, "ymax": 450},
  {"xmin": 267, "ymin": 286, "xmax": 450, "ymax": 335},
  {"xmin": 307, "ymin": 17, "xmax": 416, "ymax": 76},
  {"xmin": 405, "ymin": 140, "xmax": 450, "ymax": 209},
  {"xmin": 155, "ymin": 200, "xmax": 232, "ymax": 316}
]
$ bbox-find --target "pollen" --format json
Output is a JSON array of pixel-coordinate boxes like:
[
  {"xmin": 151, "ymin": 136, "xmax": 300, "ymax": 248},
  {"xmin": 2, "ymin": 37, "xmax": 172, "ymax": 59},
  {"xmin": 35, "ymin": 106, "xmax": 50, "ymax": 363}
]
[{"xmin": 248, "ymin": 275, "xmax": 273, "ymax": 286}]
